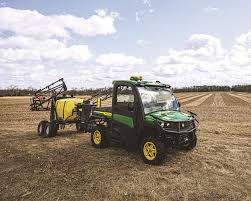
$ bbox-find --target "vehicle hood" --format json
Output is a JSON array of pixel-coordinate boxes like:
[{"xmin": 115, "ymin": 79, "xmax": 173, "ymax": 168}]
[{"xmin": 146, "ymin": 110, "xmax": 193, "ymax": 122}]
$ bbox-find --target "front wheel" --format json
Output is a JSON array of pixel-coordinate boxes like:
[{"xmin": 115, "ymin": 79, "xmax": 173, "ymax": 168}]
[
  {"xmin": 186, "ymin": 133, "xmax": 197, "ymax": 150},
  {"xmin": 141, "ymin": 136, "xmax": 165, "ymax": 165},
  {"xmin": 181, "ymin": 133, "xmax": 197, "ymax": 150}
]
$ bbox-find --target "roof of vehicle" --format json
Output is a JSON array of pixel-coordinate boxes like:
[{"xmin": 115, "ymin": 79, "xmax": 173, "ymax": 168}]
[{"xmin": 112, "ymin": 80, "xmax": 171, "ymax": 88}]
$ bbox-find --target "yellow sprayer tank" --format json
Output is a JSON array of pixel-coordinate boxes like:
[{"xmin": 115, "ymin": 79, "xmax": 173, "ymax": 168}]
[{"xmin": 55, "ymin": 98, "xmax": 83, "ymax": 122}]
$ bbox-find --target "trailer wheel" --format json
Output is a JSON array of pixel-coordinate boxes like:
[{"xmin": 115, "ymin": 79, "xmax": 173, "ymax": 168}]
[
  {"xmin": 141, "ymin": 136, "xmax": 165, "ymax": 165},
  {"xmin": 37, "ymin": 120, "xmax": 48, "ymax": 136},
  {"xmin": 44, "ymin": 122, "xmax": 57, "ymax": 138},
  {"xmin": 91, "ymin": 127, "xmax": 108, "ymax": 148},
  {"xmin": 76, "ymin": 122, "xmax": 85, "ymax": 132}
]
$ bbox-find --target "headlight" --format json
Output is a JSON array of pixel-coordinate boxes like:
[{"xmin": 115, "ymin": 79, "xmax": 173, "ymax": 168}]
[
  {"xmin": 165, "ymin": 122, "xmax": 170, "ymax": 127},
  {"xmin": 181, "ymin": 122, "xmax": 185, "ymax": 128},
  {"xmin": 159, "ymin": 121, "xmax": 171, "ymax": 128},
  {"xmin": 180, "ymin": 121, "xmax": 194, "ymax": 129}
]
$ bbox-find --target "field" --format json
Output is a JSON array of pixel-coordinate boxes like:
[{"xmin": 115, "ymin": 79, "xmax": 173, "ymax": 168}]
[{"xmin": 0, "ymin": 92, "xmax": 250, "ymax": 201}]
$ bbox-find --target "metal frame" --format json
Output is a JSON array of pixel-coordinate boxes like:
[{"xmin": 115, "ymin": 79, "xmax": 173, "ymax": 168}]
[{"xmin": 30, "ymin": 78, "xmax": 67, "ymax": 111}]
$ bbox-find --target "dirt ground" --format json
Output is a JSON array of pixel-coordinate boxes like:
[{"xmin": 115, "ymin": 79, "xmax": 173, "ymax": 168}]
[{"xmin": 0, "ymin": 92, "xmax": 250, "ymax": 201}]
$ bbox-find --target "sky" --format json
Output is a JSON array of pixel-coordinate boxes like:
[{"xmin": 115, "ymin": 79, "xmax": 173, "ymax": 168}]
[{"xmin": 0, "ymin": 0, "xmax": 251, "ymax": 89}]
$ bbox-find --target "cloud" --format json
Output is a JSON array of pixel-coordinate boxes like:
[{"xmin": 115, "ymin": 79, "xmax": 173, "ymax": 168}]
[
  {"xmin": 136, "ymin": 39, "xmax": 150, "ymax": 47},
  {"xmin": 229, "ymin": 30, "xmax": 251, "ymax": 67},
  {"xmin": 96, "ymin": 53, "xmax": 144, "ymax": 67},
  {"xmin": 204, "ymin": 6, "xmax": 219, "ymax": 13},
  {"xmin": 0, "ymin": 7, "xmax": 122, "ymax": 88},
  {"xmin": 135, "ymin": 12, "xmax": 141, "ymax": 22},
  {"xmin": 156, "ymin": 34, "xmax": 225, "ymax": 69},
  {"xmin": 0, "ymin": 36, "xmax": 91, "ymax": 62},
  {"xmin": 141, "ymin": 0, "xmax": 151, "ymax": 7},
  {"xmin": 155, "ymin": 33, "xmax": 251, "ymax": 86},
  {"xmin": 94, "ymin": 53, "xmax": 145, "ymax": 83},
  {"xmin": 0, "ymin": 7, "xmax": 118, "ymax": 39},
  {"xmin": 236, "ymin": 30, "xmax": 251, "ymax": 46},
  {"xmin": 149, "ymin": 9, "xmax": 155, "ymax": 14},
  {"xmin": 136, "ymin": 0, "xmax": 154, "ymax": 23},
  {"xmin": 0, "ymin": 6, "xmax": 250, "ymax": 89},
  {"xmin": 0, "ymin": 35, "xmax": 93, "ymax": 88}
]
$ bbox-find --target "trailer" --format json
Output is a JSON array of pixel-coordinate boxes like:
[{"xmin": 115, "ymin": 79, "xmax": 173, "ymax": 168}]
[{"xmin": 31, "ymin": 78, "xmax": 112, "ymax": 137}]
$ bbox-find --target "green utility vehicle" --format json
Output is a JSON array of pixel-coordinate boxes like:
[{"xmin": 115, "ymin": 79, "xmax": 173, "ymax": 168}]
[{"xmin": 82, "ymin": 76, "xmax": 198, "ymax": 165}]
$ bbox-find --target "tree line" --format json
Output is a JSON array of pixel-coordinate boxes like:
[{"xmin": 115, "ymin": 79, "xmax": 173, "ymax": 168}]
[
  {"xmin": 0, "ymin": 84, "xmax": 250, "ymax": 97},
  {"xmin": 173, "ymin": 85, "xmax": 231, "ymax": 92}
]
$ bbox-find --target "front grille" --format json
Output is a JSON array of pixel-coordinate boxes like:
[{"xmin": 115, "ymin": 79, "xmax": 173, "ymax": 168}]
[
  {"xmin": 163, "ymin": 121, "xmax": 194, "ymax": 132},
  {"xmin": 180, "ymin": 121, "xmax": 194, "ymax": 131},
  {"xmin": 163, "ymin": 122, "xmax": 179, "ymax": 131}
]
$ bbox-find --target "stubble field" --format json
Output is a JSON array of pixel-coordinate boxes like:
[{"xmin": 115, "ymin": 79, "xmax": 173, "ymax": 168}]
[{"xmin": 0, "ymin": 92, "xmax": 250, "ymax": 201}]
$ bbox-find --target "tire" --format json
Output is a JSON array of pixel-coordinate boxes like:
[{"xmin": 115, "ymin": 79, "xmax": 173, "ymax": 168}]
[
  {"xmin": 91, "ymin": 126, "xmax": 108, "ymax": 148},
  {"xmin": 141, "ymin": 136, "xmax": 165, "ymax": 165},
  {"xmin": 37, "ymin": 120, "xmax": 48, "ymax": 136},
  {"xmin": 182, "ymin": 133, "xmax": 197, "ymax": 150},
  {"xmin": 44, "ymin": 121, "xmax": 57, "ymax": 138},
  {"xmin": 76, "ymin": 122, "xmax": 85, "ymax": 132}
]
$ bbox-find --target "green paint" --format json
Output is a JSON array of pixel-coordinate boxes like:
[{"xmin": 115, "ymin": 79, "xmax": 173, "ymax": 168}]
[
  {"xmin": 144, "ymin": 115, "xmax": 156, "ymax": 125},
  {"xmin": 113, "ymin": 114, "xmax": 134, "ymax": 128},
  {"xmin": 145, "ymin": 110, "xmax": 193, "ymax": 123}
]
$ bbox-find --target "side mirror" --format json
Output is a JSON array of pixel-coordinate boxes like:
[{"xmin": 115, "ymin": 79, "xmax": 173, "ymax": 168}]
[{"xmin": 128, "ymin": 102, "xmax": 134, "ymax": 111}]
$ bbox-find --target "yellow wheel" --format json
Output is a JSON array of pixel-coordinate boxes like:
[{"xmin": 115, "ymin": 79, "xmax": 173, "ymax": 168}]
[
  {"xmin": 141, "ymin": 137, "xmax": 165, "ymax": 165},
  {"xmin": 91, "ymin": 126, "xmax": 109, "ymax": 148},
  {"xmin": 93, "ymin": 130, "xmax": 102, "ymax": 145},
  {"xmin": 143, "ymin": 142, "xmax": 157, "ymax": 161}
]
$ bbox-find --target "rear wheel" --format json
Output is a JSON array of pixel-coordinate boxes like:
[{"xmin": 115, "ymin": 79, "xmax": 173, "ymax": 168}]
[
  {"xmin": 141, "ymin": 136, "xmax": 165, "ymax": 165},
  {"xmin": 37, "ymin": 120, "xmax": 48, "ymax": 136},
  {"xmin": 91, "ymin": 127, "xmax": 108, "ymax": 148},
  {"xmin": 44, "ymin": 121, "xmax": 57, "ymax": 138}
]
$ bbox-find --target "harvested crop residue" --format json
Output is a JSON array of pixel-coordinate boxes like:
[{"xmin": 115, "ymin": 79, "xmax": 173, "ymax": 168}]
[{"xmin": 0, "ymin": 94, "xmax": 250, "ymax": 201}]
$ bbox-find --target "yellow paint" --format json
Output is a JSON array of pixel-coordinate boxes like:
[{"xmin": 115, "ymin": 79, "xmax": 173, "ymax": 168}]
[
  {"xmin": 93, "ymin": 130, "xmax": 101, "ymax": 145},
  {"xmin": 143, "ymin": 142, "xmax": 157, "ymax": 160},
  {"xmin": 55, "ymin": 98, "xmax": 83, "ymax": 122},
  {"xmin": 93, "ymin": 111, "xmax": 112, "ymax": 117},
  {"xmin": 97, "ymin": 98, "xmax": 101, "ymax": 108}
]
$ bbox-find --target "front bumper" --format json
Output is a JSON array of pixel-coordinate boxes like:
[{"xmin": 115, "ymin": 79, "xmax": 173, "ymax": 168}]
[{"xmin": 157, "ymin": 122, "xmax": 197, "ymax": 147}]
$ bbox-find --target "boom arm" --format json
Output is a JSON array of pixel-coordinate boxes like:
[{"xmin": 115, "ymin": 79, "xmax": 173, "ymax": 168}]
[
  {"xmin": 87, "ymin": 88, "xmax": 113, "ymax": 106},
  {"xmin": 30, "ymin": 78, "xmax": 67, "ymax": 111}
]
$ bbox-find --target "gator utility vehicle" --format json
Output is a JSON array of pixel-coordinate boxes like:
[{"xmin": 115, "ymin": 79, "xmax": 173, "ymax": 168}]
[
  {"xmin": 34, "ymin": 76, "xmax": 198, "ymax": 165},
  {"xmin": 85, "ymin": 76, "xmax": 198, "ymax": 165}
]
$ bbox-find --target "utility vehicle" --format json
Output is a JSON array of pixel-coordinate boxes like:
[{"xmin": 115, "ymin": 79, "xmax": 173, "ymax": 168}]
[
  {"xmin": 83, "ymin": 76, "xmax": 198, "ymax": 165},
  {"xmin": 34, "ymin": 76, "xmax": 198, "ymax": 165}
]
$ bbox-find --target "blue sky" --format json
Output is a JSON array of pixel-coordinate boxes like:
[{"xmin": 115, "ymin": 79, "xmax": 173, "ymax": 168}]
[{"xmin": 0, "ymin": 0, "xmax": 251, "ymax": 88}]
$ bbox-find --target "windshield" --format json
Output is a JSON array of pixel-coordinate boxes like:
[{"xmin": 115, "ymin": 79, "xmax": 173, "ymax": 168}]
[{"xmin": 137, "ymin": 86, "xmax": 179, "ymax": 114}]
